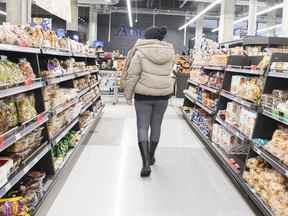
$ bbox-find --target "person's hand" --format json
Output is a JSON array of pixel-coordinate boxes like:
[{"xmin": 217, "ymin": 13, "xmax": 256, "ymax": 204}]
[{"xmin": 127, "ymin": 99, "xmax": 132, "ymax": 105}]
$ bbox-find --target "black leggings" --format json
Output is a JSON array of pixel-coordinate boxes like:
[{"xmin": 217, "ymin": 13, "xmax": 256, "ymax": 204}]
[{"xmin": 135, "ymin": 99, "xmax": 168, "ymax": 143}]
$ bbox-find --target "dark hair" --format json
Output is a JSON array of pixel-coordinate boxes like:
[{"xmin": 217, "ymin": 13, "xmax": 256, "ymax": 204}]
[{"xmin": 144, "ymin": 26, "xmax": 167, "ymax": 41}]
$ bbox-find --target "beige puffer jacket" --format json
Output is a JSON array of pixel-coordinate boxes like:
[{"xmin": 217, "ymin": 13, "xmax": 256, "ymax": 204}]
[{"xmin": 123, "ymin": 39, "xmax": 175, "ymax": 100}]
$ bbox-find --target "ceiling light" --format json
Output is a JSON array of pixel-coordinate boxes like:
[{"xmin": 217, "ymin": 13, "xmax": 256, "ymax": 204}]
[
  {"xmin": 257, "ymin": 24, "xmax": 281, "ymax": 34},
  {"xmin": 211, "ymin": 3, "xmax": 283, "ymax": 32},
  {"xmin": 126, "ymin": 0, "xmax": 133, "ymax": 28},
  {"xmin": 0, "ymin": 10, "xmax": 6, "ymax": 16},
  {"xmin": 178, "ymin": 0, "xmax": 223, "ymax": 30}
]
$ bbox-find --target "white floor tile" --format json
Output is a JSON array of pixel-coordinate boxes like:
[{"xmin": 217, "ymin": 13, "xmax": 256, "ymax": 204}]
[{"xmin": 44, "ymin": 101, "xmax": 255, "ymax": 216}]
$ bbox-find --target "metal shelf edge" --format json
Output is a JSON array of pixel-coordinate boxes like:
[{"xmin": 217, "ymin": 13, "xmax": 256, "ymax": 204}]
[
  {"xmin": 220, "ymin": 90, "xmax": 258, "ymax": 111},
  {"xmin": 268, "ymin": 72, "xmax": 288, "ymax": 78},
  {"xmin": 52, "ymin": 118, "xmax": 79, "ymax": 145},
  {"xmin": 0, "ymin": 112, "xmax": 49, "ymax": 153},
  {"xmin": 226, "ymin": 68, "xmax": 264, "ymax": 76},
  {"xmin": 0, "ymin": 81, "xmax": 45, "ymax": 99},
  {"xmin": 215, "ymin": 117, "xmax": 249, "ymax": 141},
  {"xmin": 184, "ymin": 93, "xmax": 216, "ymax": 115},
  {"xmin": 80, "ymin": 95, "xmax": 101, "ymax": 114},
  {"xmin": 0, "ymin": 44, "xmax": 41, "ymax": 53},
  {"xmin": 0, "ymin": 144, "xmax": 51, "ymax": 197},
  {"xmin": 262, "ymin": 109, "xmax": 288, "ymax": 125},
  {"xmin": 252, "ymin": 144, "xmax": 288, "ymax": 178}
]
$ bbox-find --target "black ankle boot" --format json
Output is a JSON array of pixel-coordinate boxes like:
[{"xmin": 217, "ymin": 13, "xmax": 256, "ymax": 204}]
[
  {"xmin": 149, "ymin": 142, "xmax": 158, "ymax": 165},
  {"xmin": 138, "ymin": 142, "xmax": 151, "ymax": 177}
]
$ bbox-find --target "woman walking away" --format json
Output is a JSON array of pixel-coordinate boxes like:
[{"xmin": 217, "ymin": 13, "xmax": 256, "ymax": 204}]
[{"xmin": 123, "ymin": 26, "xmax": 175, "ymax": 177}]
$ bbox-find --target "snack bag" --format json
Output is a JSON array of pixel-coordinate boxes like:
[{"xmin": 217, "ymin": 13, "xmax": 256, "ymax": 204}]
[{"xmin": 0, "ymin": 197, "xmax": 30, "ymax": 216}]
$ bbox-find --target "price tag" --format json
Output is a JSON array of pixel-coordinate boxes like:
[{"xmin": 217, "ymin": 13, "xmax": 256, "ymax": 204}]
[
  {"xmin": 251, "ymin": 65, "xmax": 257, "ymax": 71},
  {"xmin": 0, "ymin": 135, "xmax": 5, "ymax": 149},
  {"xmin": 15, "ymin": 133, "xmax": 22, "ymax": 141},
  {"xmin": 37, "ymin": 113, "xmax": 44, "ymax": 123},
  {"xmin": 24, "ymin": 78, "xmax": 33, "ymax": 86}
]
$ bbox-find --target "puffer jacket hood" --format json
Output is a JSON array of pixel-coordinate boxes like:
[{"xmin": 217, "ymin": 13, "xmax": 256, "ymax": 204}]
[{"xmin": 134, "ymin": 39, "xmax": 175, "ymax": 65}]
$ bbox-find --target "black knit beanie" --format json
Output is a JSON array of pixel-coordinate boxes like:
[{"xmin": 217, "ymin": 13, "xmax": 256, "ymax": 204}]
[{"xmin": 144, "ymin": 26, "xmax": 167, "ymax": 41}]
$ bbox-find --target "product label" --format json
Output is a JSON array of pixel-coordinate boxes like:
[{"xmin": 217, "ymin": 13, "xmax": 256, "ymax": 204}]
[
  {"xmin": 0, "ymin": 135, "xmax": 5, "ymax": 149},
  {"xmin": 37, "ymin": 113, "xmax": 44, "ymax": 123},
  {"xmin": 24, "ymin": 78, "xmax": 33, "ymax": 86}
]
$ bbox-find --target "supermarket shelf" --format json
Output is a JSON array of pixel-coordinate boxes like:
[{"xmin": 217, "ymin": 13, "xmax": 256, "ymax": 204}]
[
  {"xmin": 0, "ymin": 144, "xmax": 51, "ymax": 198},
  {"xmin": 206, "ymin": 142, "xmax": 273, "ymax": 216},
  {"xmin": 32, "ymin": 114, "xmax": 103, "ymax": 216},
  {"xmin": 226, "ymin": 67, "xmax": 264, "ymax": 76},
  {"xmin": 187, "ymin": 79, "xmax": 220, "ymax": 94},
  {"xmin": 187, "ymin": 79, "xmax": 199, "ymax": 86},
  {"xmin": 184, "ymin": 93, "xmax": 216, "ymax": 115},
  {"xmin": 268, "ymin": 71, "xmax": 288, "ymax": 78},
  {"xmin": 199, "ymin": 84, "xmax": 220, "ymax": 94},
  {"xmin": 215, "ymin": 116, "xmax": 249, "ymax": 142},
  {"xmin": 182, "ymin": 110, "xmax": 210, "ymax": 143},
  {"xmin": 262, "ymin": 109, "xmax": 288, "ymax": 125},
  {"xmin": 78, "ymin": 87, "xmax": 91, "ymax": 98},
  {"xmin": 80, "ymin": 95, "xmax": 101, "ymax": 114},
  {"xmin": 52, "ymin": 118, "xmax": 79, "ymax": 145},
  {"xmin": 41, "ymin": 48, "xmax": 72, "ymax": 56},
  {"xmin": 99, "ymin": 69, "xmax": 117, "ymax": 73},
  {"xmin": 89, "ymin": 69, "xmax": 99, "ymax": 74},
  {"xmin": 203, "ymin": 66, "xmax": 225, "ymax": 71},
  {"xmin": 182, "ymin": 107, "xmax": 273, "ymax": 216},
  {"xmin": 0, "ymin": 111, "xmax": 49, "ymax": 153},
  {"xmin": 252, "ymin": 144, "xmax": 288, "ymax": 178},
  {"xmin": 191, "ymin": 65, "xmax": 203, "ymax": 69},
  {"xmin": 220, "ymin": 90, "xmax": 258, "ymax": 110},
  {"xmin": 46, "ymin": 73, "xmax": 76, "ymax": 85},
  {"xmin": 72, "ymin": 52, "xmax": 87, "ymax": 58},
  {"xmin": 87, "ymin": 55, "xmax": 98, "ymax": 59},
  {"xmin": 0, "ymin": 80, "xmax": 45, "ymax": 99},
  {"xmin": 0, "ymin": 44, "xmax": 41, "ymax": 53},
  {"xmin": 220, "ymin": 39, "xmax": 244, "ymax": 48},
  {"xmin": 51, "ymin": 98, "xmax": 78, "ymax": 115},
  {"xmin": 75, "ymin": 70, "xmax": 90, "ymax": 78}
]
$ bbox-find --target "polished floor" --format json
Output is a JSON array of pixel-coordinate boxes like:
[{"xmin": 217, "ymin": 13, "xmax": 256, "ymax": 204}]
[{"xmin": 43, "ymin": 99, "xmax": 255, "ymax": 216}]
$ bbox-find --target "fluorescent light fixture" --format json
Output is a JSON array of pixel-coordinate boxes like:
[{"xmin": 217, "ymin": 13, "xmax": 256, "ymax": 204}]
[
  {"xmin": 257, "ymin": 24, "xmax": 281, "ymax": 34},
  {"xmin": 178, "ymin": 0, "xmax": 222, "ymax": 30},
  {"xmin": 0, "ymin": 10, "xmax": 6, "ymax": 16},
  {"xmin": 126, "ymin": 0, "xmax": 133, "ymax": 27},
  {"xmin": 211, "ymin": 3, "xmax": 283, "ymax": 32}
]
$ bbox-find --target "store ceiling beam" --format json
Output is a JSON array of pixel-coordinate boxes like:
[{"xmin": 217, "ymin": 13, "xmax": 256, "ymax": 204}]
[
  {"xmin": 98, "ymin": 6, "xmax": 220, "ymax": 18},
  {"xmin": 177, "ymin": 0, "xmax": 267, "ymax": 7}
]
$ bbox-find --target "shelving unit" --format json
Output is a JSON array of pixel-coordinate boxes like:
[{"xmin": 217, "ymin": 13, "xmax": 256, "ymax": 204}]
[
  {"xmin": 182, "ymin": 36, "xmax": 288, "ymax": 216},
  {"xmin": 0, "ymin": 43, "xmax": 104, "ymax": 215}
]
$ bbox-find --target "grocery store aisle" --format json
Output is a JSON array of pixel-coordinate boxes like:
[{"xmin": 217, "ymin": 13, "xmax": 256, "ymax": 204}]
[{"xmin": 44, "ymin": 99, "xmax": 255, "ymax": 216}]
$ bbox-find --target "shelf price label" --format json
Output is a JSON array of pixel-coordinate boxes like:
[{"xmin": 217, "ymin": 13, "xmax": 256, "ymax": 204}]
[
  {"xmin": 37, "ymin": 113, "xmax": 44, "ymax": 123},
  {"xmin": 0, "ymin": 135, "xmax": 5, "ymax": 149},
  {"xmin": 24, "ymin": 78, "xmax": 33, "ymax": 86},
  {"xmin": 251, "ymin": 65, "xmax": 257, "ymax": 72}
]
